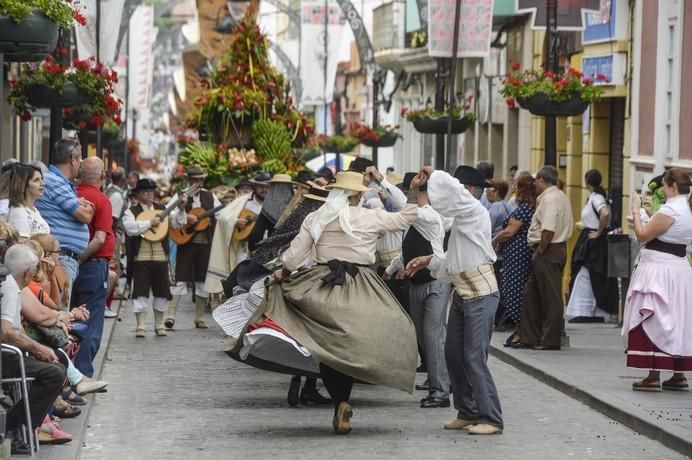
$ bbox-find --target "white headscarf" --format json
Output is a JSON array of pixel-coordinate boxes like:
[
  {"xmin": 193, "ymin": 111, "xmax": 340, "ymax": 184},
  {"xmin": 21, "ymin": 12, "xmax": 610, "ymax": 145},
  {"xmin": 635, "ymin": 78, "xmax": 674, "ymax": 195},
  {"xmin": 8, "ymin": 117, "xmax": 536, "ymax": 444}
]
[{"xmin": 308, "ymin": 188, "xmax": 361, "ymax": 242}]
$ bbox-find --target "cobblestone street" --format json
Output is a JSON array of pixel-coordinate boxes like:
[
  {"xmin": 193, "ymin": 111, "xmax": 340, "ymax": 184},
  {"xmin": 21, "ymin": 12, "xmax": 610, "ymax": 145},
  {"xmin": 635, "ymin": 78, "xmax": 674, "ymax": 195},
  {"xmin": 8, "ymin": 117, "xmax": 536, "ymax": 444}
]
[{"xmin": 77, "ymin": 298, "xmax": 685, "ymax": 459}]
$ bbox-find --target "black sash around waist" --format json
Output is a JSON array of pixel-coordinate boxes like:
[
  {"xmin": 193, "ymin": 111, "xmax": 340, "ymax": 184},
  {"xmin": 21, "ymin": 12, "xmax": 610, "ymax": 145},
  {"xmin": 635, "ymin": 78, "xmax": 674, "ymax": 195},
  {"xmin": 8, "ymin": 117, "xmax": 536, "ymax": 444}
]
[
  {"xmin": 319, "ymin": 260, "xmax": 369, "ymax": 286},
  {"xmin": 645, "ymin": 238, "xmax": 687, "ymax": 258}
]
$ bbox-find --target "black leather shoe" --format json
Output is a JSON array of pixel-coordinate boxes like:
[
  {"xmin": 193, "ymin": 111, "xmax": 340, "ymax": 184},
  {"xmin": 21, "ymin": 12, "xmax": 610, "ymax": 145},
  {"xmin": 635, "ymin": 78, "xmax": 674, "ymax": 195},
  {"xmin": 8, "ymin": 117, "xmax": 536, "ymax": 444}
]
[
  {"xmin": 568, "ymin": 316, "xmax": 604, "ymax": 323},
  {"xmin": 420, "ymin": 396, "xmax": 451, "ymax": 408},
  {"xmin": 416, "ymin": 364, "xmax": 427, "ymax": 373},
  {"xmin": 415, "ymin": 382, "xmax": 429, "ymax": 391},
  {"xmin": 287, "ymin": 376, "xmax": 301, "ymax": 407},
  {"xmin": 300, "ymin": 389, "xmax": 332, "ymax": 405},
  {"xmin": 509, "ymin": 342, "xmax": 532, "ymax": 349}
]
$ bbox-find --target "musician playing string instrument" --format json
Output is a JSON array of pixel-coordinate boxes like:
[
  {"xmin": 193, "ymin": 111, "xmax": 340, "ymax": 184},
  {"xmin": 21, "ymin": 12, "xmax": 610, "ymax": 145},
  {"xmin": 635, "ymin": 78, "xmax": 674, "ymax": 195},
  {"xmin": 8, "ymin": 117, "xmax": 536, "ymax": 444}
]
[
  {"xmin": 168, "ymin": 165, "xmax": 222, "ymax": 329},
  {"xmin": 122, "ymin": 178, "xmax": 172, "ymax": 337}
]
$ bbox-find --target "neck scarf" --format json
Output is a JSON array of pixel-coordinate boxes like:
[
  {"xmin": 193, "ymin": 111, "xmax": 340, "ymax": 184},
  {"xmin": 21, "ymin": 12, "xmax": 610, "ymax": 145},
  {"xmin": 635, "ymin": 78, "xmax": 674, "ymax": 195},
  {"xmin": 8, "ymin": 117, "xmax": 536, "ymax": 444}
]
[{"xmin": 309, "ymin": 189, "xmax": 360, "ymax": 242}]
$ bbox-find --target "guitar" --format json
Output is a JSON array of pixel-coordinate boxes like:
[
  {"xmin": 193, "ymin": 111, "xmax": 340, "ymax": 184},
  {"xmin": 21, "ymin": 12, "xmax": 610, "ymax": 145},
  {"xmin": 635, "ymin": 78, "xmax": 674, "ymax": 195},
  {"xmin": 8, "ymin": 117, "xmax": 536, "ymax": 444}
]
[
  {"xmin": 138, "ymin": 184, "xmax": 201, "ymax": 242},
  {"xmin": 168, "ymin": 202, "xmax": 228, "ymax": 245},
  {"xmin": 231, "ymin": 208, "xmax": 258, "ymax": 241}
]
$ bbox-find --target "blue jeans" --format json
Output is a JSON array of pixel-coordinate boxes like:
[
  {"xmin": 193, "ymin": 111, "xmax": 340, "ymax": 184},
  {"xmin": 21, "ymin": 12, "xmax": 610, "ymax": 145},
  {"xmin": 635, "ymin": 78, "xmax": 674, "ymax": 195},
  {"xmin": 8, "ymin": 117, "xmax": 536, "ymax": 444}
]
[
  {"xmin": 72, "ymin": 259, "xmax": 109, "ymax": 377},
  {"xmin": 59, "ymin": 254, "xmax": 79, "ymax": 304},
  {"xmin": 445, "ymin": 292, "xmax": 503, "ymax": 429}
]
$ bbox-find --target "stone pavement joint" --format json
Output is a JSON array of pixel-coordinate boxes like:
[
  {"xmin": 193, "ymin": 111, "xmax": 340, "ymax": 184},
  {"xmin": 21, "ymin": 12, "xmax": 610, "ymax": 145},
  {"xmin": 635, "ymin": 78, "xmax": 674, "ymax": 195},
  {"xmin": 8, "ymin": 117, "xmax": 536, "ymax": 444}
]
[{"xmin": 490, "ymin": 323, "xmax": 692, "ymax": 458}]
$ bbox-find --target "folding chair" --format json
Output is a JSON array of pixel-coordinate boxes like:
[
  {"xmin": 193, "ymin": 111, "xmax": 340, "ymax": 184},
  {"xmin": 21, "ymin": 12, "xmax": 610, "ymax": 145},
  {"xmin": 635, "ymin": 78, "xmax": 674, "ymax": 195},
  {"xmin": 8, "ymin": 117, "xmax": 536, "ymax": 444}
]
[{"xmin": 1, "ymin": 344, "xmax": 37, "ymax": 456}]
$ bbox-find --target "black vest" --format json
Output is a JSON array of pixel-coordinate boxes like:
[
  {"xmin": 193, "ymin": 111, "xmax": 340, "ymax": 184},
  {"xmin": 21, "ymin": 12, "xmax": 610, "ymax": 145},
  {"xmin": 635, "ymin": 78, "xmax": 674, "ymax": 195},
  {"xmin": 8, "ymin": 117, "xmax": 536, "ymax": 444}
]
[
  {"xmin": 402, "ymin": 227, "xmax": 435, "ymax": 285},
  {"xmin": 184, "ymin": 190, "xmax": 216, "ymax": 242},
  {"xmin": 128, "ymin": 203, "xmax": 169, "ymax": 255}
]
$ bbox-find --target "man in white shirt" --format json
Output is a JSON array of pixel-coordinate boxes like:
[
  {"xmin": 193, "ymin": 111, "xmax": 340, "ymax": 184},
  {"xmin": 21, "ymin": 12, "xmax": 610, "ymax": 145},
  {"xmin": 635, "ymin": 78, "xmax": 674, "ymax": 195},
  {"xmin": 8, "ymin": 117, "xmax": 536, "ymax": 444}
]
[
  {"xmin": 406, "ymin": 165, "xmax": 503, "ymax": 435},
  {"xmin": 384, "ymin": 172, "xmax": 451, "ymax": 409},
  {"xmin": 1, "ymin": 245, "xmax": 66, "ymax": 446}
]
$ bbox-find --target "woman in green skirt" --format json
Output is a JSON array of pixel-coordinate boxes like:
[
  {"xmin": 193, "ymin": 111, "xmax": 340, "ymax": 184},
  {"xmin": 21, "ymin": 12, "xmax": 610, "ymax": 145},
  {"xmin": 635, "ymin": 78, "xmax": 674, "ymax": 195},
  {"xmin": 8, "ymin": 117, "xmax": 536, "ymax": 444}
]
[{"xmin": 265, "ymin": 170, "xmax": 419, "ymax": 434}]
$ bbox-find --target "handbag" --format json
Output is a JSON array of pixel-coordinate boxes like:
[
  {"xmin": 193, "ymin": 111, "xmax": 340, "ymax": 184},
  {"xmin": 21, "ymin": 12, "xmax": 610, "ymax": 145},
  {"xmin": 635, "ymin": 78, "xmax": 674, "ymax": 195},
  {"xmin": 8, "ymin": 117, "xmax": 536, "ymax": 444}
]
[
  {"xmin": 24, "ymin": 322, "xmax": 70, "ymax": 348},
  {"xmin": 606, "ymin": 234, "xmax": 631, "ymax": 278}
]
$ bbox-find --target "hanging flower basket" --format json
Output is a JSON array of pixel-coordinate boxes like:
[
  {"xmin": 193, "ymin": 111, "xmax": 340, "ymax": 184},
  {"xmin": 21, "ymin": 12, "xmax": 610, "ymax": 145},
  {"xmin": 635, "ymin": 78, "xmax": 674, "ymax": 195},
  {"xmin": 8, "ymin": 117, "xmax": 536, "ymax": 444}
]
[
  {"xmin": 63, "ymin": 109, "xmax": 97, "ymax": 130},
  {"xmin": 516, "ymin": 92, "xmax": 590, "ymax": 117},
  {"xmin": 360, "ymin": 132, "xmax": 398, "ymax": 148},
  {"xmin": 84, "ymin": 130, "xmax": 119, "ymax": 145},
  {"xmin": 317, "ymin": 135, "xmax": 359, "ymax": 153},
  {"xmin": 412, "ymin": 116, "xmax": 471, "ymax": 135},
  {"xmin": 0, "ymin": 12, "xmax": 59, "ymax": 61},
  {"xmin": 25, "ymin": 83, "xmax": 91, "ymax": 108}
]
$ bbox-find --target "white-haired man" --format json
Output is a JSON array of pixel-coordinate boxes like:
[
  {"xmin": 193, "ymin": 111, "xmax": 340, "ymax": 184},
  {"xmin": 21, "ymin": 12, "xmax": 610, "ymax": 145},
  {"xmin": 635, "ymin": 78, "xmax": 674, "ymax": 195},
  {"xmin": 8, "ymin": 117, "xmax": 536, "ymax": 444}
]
[{"xmin": 1, "ymin": 244, "xmax": 66, "ymax": 450}]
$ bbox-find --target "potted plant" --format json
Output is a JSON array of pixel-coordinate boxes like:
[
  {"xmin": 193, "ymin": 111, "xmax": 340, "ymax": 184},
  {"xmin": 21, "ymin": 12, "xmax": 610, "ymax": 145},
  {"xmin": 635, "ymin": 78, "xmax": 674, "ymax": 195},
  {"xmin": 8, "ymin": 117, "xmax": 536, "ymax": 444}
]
[
  {"xmin": 82, "ymin": 120, "xmax": 122, "ymax": 145},
  {"xmin": 9, "ymin": 56, "xmax": 122, "ymax": 124},
  {"xmin": 402, "ymin": 98, "xmax": 476, "ymax": 135},
  {"xmin": 316, "ymin": 134, "xmax": 360, "ymax": 153},
  {"xmin": 0, "ymin": 0, "xmax": 86, "ymax": 61},
  {"xmin": 350, "ymin": 123, "xmax": 400, "ymax": 148},
  {"xmin": 500, "ymin": 63, "xmax": 607, "ymax": 117}
]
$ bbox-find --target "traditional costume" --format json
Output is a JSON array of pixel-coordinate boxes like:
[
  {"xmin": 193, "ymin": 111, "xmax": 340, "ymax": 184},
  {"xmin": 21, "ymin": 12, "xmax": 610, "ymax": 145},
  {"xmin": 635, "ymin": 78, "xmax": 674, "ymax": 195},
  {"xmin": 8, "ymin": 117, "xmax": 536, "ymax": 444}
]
[
  {"xmin": 622, "ymin": 194, "xmax": 692, "ymax": 374},
  {"xmin": 231, "ymin": 171, "xmax": 418, "ymax": 434},
  {"xmin": 385, "ymin": 173, "xmax": 450, "ymax": 408},
  {"xmin": 168, "ymin": 166, "xmax": 222, "ymax": 328},
  {"xmin": 122, "ymin": 179, "xmax": 171, "ymax": 337},
  {"xmin": 246, "ymin": 174, "xmax": 294, "ymax": 252}
]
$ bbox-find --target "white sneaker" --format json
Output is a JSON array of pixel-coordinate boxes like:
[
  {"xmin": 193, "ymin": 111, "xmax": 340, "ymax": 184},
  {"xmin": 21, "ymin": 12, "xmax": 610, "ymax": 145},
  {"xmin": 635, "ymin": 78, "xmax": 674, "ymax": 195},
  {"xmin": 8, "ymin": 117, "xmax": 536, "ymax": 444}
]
[
  {"xmin": 104, "ymin": 308, "xmax": 117, "ymax": 318},
  {"xmin": 75, "ymin": 379, "xmax": 108, "ymax": 395}
]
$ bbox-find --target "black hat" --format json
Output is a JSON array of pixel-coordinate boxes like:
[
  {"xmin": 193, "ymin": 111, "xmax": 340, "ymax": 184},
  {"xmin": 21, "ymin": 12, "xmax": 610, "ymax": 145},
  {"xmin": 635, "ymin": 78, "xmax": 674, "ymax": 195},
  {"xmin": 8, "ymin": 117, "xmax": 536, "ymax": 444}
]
[
  {"xmin": 453, "ymin": 165, "xmax": 490, "ymax": 188},
  {"xmin": 236, "ymin": 177, "xmax": 253, "ymax": 189},
  {"xmin": 133, "ymin": 178, "xmax": 157, "ymax": 193},
  {"xmin": 648, "ymin": 174, "xmax": 664, "ymax": 191},
  {"xmin": 293, "ymin": 170, "xmax": 313, "ymax": 185},
  {"xmin": 250, "ymin": 171, "xmax": 272, "ymax": 185},
  {"xmin": 303, "ymin": 183, "xmax": 329, "ymax": 202},
  {"xmin": 316, "ymin": 166, "xmax": 335, "ymax": 182},
  {"xmin": 402, "ymin": 171, "xmax": 426, "ymax": 192},
  {"xmin": 348, "ymin": 157, "xmax": 374, "ymax": 173}
]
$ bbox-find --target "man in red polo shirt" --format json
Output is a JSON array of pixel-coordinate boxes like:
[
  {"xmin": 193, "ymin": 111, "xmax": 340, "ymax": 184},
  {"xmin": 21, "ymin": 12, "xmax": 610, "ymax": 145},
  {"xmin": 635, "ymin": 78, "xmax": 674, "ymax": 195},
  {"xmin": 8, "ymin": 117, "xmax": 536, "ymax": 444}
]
[{"xmin": 73, "ymin": 157, "xmax": 115, "ymax": 377}]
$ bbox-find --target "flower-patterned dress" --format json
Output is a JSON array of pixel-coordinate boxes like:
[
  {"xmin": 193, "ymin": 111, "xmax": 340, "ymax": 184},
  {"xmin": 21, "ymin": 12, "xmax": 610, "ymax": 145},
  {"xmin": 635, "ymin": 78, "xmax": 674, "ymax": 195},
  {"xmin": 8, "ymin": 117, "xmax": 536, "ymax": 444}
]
[{"xmin": 499, "ymin": 202, "xmax": 535, "ymax": 325}]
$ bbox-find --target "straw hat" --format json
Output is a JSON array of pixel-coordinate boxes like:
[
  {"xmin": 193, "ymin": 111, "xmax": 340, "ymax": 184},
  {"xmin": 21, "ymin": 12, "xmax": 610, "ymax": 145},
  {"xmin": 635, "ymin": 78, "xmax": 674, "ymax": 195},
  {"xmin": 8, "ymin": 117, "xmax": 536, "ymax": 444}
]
[
  {"xmin": 326, "ymin": 171, "xmax": 369, "ymax": 192},
  {"xmin": 270, "ymin": 173, "xmax": 293, "ymax": 184}
]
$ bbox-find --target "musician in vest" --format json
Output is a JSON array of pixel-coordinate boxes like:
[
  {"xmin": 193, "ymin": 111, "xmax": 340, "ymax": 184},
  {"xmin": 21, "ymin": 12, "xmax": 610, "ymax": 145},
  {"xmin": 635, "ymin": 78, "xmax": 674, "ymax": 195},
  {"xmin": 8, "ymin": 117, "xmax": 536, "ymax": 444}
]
[
  {"xmin": 384, "ymin": 172, "xmax": 451, "ymax": 409},
  {"xmin": 168, "ymin": 165, "xmax": 222, "ymax": 329},
  {"xmin": 122, "ymin": 178, "xmax": 172, "ymax": 337}
]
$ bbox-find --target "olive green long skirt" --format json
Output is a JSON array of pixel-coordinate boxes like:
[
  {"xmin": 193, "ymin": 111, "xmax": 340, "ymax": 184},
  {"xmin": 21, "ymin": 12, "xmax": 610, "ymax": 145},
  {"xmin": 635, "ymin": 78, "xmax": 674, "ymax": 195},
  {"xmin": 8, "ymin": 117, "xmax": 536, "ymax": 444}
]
[{"xmin": 246, "ymin": 265, "xmax": 417, "ymax": 393}]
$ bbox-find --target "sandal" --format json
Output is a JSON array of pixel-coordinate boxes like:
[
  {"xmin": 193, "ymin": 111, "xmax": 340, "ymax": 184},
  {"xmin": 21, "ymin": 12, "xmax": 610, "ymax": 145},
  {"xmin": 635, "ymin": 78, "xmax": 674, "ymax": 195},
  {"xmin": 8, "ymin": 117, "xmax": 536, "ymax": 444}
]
[
  {"xmin": 62, "ymin": 389, "xmax": 87, "ymax": 406},
  {"xmin": 662, "ymin": 378, "xmax": 689, "ymax": 391},
  {"xmin": 54, "ymin": 402, "xmax": 81, "ymax": 419},
  {"xmin": 632, "ymin": 378, "xmax": 661, "ymax": 392}
]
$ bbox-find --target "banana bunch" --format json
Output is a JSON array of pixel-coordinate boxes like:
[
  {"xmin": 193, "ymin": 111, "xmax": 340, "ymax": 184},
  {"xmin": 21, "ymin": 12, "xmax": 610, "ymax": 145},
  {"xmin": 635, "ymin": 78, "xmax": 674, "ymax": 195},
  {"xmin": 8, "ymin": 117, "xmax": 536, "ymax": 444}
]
[
  {"xmin": 251, "ymin": 119, "xmax": 292, "ymax": 165},
  {"xmin": 227, "ymin": 148, "xmax": 258, "ymax": 171},
  {"xmin": 179, "ymin": 143, "xmax": 217, "ymax": 167}
]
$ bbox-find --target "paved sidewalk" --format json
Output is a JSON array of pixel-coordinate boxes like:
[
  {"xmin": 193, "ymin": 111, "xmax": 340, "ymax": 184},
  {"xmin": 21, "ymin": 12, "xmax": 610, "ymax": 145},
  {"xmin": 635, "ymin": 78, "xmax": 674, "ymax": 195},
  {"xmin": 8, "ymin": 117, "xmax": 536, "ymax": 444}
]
[
  {"xmin": 490, "ymin": 322, "xmax": 692, "ymax": 458},
  {"xmin": 78, "ymin": 299, "xmax": 684, "ymax": 459}
]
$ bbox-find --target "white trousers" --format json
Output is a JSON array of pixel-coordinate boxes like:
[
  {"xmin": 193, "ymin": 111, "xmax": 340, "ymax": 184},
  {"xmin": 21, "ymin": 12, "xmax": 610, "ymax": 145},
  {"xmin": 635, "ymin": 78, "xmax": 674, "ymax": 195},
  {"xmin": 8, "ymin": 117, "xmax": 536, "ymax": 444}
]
[{"xmin": 169, "ymin": 281, "xmax": 209, "ymax": 299}]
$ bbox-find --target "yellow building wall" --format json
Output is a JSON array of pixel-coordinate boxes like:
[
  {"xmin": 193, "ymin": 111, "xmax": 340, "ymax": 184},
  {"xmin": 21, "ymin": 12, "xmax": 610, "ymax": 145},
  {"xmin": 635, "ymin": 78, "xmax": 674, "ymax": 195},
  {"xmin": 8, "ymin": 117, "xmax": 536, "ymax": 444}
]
[{"xmin": 527, "ymin": 32, "xmax": 631, "ymax": 296}]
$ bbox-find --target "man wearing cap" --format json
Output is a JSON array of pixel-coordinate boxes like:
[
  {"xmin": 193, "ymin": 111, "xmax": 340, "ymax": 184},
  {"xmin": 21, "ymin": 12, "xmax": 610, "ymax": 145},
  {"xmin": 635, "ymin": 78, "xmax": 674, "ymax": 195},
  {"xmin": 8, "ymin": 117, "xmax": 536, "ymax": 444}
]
[
  {"xmin": 384, "ymin": 172, "xmax": 451, "ymax": 409},
  {"xmin": 122, "ymin": 178, "xmax": 172, "ymax": 337},
  {"xmin": 168, "ymin": 165, "xmax": 223, "ymax": 329},
  {"xmin": 406, "ymin": 165, "xmax": 503, "ymax": 435},
  {"xmin": 519, "ymin": 165, "xmax": 573, "ymax": 350}
]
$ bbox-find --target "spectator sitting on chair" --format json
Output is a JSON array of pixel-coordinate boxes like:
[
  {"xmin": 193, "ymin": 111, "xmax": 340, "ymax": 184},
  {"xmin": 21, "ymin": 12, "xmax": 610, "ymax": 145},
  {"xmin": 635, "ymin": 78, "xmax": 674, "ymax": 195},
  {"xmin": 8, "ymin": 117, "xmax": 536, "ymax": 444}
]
[{"xmin": 0, "ymin": 236, "xmax": 68, "ymax": 452}]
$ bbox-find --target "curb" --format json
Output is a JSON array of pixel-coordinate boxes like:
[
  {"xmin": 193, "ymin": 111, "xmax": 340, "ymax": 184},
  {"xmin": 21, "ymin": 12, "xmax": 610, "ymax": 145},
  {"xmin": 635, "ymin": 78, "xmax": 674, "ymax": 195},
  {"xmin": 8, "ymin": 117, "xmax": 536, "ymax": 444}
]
[
  {"xmin": 43, "ymin": 300, "xmax": 123, "ymax": 460},
  {"xmin": 490, "ymin": 344, "xmax": 692, "ymax": 458}
]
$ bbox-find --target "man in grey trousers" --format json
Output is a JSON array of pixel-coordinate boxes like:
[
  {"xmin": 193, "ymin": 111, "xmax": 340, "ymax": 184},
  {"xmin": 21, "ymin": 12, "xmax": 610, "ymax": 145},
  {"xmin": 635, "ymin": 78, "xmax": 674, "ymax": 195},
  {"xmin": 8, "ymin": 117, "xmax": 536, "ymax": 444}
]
[
  {"xmin": 385, "ymin": 172, "xmax": 451, "ymax": 408},
  {"xmin": 406, "ymin": 165, "xmax": 503, "ymax": 435}
]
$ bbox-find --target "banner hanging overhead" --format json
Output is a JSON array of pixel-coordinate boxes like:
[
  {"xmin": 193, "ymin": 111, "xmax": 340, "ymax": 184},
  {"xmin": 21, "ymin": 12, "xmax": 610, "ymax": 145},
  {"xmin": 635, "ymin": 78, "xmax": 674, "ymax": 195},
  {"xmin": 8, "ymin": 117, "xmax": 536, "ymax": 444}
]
[
  {"xmin": 75, "ymin": 0, "xmax": 127, "ymax": 64},
  {"xmin": 128, "ymin": 5, "xmax": 155, "ymax": 110},
  {"xmin": 428, "ymin": 0, "xmax": 494, "ymax": 58},
  {"xmin": 300, "ymin": 0, "xmax": 348, "ymax": 107}
]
